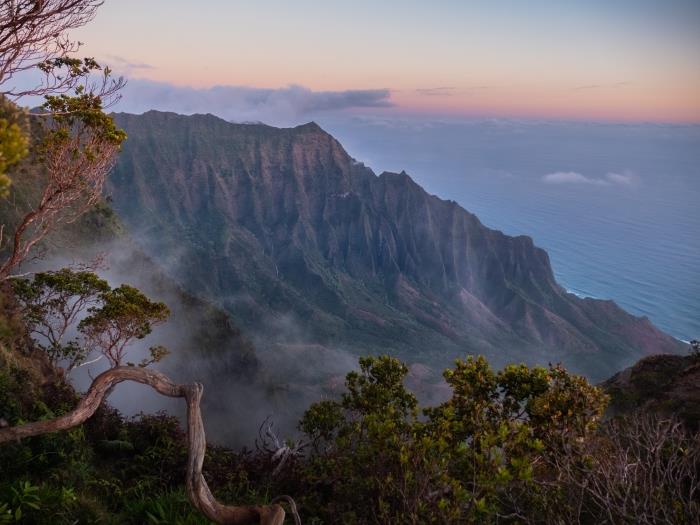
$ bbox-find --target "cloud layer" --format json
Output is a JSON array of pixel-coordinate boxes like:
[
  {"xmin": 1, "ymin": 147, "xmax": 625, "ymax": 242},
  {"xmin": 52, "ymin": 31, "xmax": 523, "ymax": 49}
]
[
  {"xmin": 113, "ymin": 79, "xmax": 393, "ymax": 126},
  {"xmin": 542, "ymin": 171, "xmax": 636, "ymax": 186}
]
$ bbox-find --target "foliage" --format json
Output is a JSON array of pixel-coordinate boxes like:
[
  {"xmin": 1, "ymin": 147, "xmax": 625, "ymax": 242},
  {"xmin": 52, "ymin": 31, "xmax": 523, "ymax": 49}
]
[
  {"xmin": 79, "ymin": 284, "xmax": 169, "ymax": 367},
  {"xmin": 0, "ymin": 481, "xmax": 40, "ymax": 523},
  {"xmin": 125, "ymin": 489, "xmax": 211, "ymax": 525},
  {"xmin": 0, "ymin": 2, "xmax": 109, "ymax": 99},
  {"xmin": 42, "ymin": 78, "xmax": 127, "ymax": 146},
  {"xmin": 603, "ymin": 351, "xmax": 700, "ymax": 430},
  {"xmin": 0, "ymin": 98, "xmax": 29, "ymax": 197},
  {"xmin": 0, "ymin": 0, "xmax": 126, "ymax": 280},
  {"xmin": 297, "ymin": 355, "xmax": 608, "ymax": 524},
  {"xmin": 136, "ymin": 345, "xmax": 171, "ymax": 368},
  {"xmin": 13, "ymin": 269, "xmax": 169, "ymax": 370},
  {"xmin": 2, "ymin": 335, "xmax": 699, "ymax": 524},
  {"xmin": 2, "ymin": 283, "xmax": 697, "ymax": 523},
  {"xmin": 0, "ymin": 338, "xmax": 203, "ymax": 524},
  {"xmin": 11, "ymin": 268, "xmax": 109, "ymax": 370}
]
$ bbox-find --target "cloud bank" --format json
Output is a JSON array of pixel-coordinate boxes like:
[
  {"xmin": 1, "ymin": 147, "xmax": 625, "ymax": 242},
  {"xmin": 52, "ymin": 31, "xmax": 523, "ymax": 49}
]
[
  {"xmin": 113, "ymin": 79, "xmax": 393, "ymax": 126},
  {"xmin": 542, "ymin": 171, "xmax": 636, "ymax": 186}
]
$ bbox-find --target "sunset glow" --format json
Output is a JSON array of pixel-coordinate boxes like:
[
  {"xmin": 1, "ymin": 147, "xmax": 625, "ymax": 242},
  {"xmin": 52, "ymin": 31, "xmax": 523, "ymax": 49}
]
[{"xmin": 72, "ymin": 0, "xmax": 700, "ymax": 123}]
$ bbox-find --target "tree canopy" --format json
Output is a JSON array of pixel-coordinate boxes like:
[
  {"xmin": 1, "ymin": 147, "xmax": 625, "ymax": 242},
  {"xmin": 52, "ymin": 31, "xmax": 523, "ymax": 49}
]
[{"xmin": 13, "ymin": 269, "xmax": 169, "ymax": 371}]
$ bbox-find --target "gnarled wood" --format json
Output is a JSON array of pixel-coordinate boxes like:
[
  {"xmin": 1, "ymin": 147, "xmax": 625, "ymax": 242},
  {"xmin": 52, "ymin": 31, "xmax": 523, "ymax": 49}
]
[{"xmin": 0, "ymin": 366, "xmax": 299, "ymax": 525}]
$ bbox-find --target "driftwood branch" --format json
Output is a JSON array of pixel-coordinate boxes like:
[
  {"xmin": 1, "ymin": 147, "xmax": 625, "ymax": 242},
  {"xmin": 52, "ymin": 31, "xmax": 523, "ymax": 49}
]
[{"xmin": 0, "ymin": 366, "xmax": 300, "ymax": 525}]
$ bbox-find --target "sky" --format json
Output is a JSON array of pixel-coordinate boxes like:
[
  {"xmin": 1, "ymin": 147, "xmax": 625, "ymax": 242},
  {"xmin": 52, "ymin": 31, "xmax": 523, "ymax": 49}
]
[{"xmin": 69, "ymin": 0, "xmax": 700, "ymax": 124}]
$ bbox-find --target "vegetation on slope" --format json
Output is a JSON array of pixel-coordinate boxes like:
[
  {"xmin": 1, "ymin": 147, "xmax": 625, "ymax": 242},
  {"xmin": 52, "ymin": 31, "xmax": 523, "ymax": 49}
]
[
  {"xmin": 2, "ymin": 283, "xmax": 699, "ymax": 523},
  {"xmin": 602, "ymin": 342, "xmax": 700, "ymax": 429}
]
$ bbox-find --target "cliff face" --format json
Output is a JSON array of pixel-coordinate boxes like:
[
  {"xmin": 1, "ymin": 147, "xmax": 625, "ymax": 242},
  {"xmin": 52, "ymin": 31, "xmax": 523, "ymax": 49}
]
[
  {"xmin": 602, "ymin": 353, "xmax": 700, "ymax": 428},
  {"xmin": 108, "ymin": 111, "xmax": 682, "ymax": 380}
]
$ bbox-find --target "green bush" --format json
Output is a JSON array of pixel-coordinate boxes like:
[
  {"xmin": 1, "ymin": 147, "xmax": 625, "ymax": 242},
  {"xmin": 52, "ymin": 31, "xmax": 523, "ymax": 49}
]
[{"xmin": 296, "ymin": 355, "xmax": 608, "ymax": 523}]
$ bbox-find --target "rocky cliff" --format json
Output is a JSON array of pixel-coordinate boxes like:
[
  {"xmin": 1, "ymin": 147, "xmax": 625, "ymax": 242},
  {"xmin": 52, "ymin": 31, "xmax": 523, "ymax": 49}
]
[{"xmin": 108, "ymin": 111, "xmax": 683, "ymax": 380}]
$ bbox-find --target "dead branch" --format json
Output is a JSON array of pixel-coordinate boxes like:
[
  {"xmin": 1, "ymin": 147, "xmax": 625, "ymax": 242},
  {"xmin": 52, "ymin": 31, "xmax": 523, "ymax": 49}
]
[
  {"xmin": 0, "ymin": 366, "xmax": 301, "ymax": 525},
  {"xmin": 541, "ymin": 413, "xmax": 700, "ymax": 525},
  {"xmin": 256, "ymin": 417, "xmax": 306, "ymax": 478}
]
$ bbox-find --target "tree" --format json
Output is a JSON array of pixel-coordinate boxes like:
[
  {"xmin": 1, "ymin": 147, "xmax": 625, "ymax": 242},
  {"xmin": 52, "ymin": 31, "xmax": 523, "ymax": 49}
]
[
  {"xmin": 0, "ymin": 91, "xmax": 127, "ymax": 279},
  {"xmin": 0, "ymin": 366, "xmax": 298, "ymax": 525},
  {"xmin": 0, "ymin": 0, "xmax": 126, "ymax": 280},
  {"xmin": 7, "ymin": 268, "xmax": 301, "ymax": 524},
  {"xmin": 11, "ymin": 267, "xmax": 109, "ymax": 371},
  {"xmin": 0, "ymin": 1, "xmax": 117, "ymax": 99},
  {"xmin": 12, "ymin": 268, "xmax": 173, "ymax": 371},
  {"xmin": 422, "ymin": 357, "xmax": 608, "ymax": 522},
  {"xmin": 78, "ymin": 284, "xmax": 169, "ymax": 367}
]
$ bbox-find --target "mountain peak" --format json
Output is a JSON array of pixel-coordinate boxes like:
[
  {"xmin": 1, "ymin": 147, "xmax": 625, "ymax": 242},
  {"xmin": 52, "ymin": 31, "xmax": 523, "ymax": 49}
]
[{"xmin": 294, "ymin": 121, "xmax": 323, "ymax": 132}]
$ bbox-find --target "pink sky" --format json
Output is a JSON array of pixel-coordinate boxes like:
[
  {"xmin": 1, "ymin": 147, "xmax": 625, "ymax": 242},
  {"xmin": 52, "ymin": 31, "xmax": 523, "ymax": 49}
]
[{"xmin": 72, "ymin": 0, "xmax": 700, "ymax": 123}]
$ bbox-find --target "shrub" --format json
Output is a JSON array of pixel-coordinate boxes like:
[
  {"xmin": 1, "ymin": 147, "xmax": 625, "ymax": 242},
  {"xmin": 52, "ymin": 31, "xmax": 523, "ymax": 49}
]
[{"xmin": 296, "ymin": 355, "xmax": 608, "ymax": 524}]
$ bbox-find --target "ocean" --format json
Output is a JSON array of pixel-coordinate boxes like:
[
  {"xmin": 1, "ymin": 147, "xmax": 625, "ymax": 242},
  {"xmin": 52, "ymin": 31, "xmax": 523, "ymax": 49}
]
[{"xmin": 321, "ymin": 116, "xmax": 700, "ymax": 343}]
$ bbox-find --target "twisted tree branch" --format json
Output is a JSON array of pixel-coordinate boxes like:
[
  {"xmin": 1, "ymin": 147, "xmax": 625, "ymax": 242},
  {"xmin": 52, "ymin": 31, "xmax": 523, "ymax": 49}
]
[{"xmin": 0, "ymin": 366, "xmax": 300, "ymax": 525}]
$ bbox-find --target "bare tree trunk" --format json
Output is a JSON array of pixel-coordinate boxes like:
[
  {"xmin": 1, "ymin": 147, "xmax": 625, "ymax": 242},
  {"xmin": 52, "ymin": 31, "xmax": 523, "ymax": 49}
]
[{"xmin": 0, "ymin": 366, "xmax": 297, "ymax": 525}]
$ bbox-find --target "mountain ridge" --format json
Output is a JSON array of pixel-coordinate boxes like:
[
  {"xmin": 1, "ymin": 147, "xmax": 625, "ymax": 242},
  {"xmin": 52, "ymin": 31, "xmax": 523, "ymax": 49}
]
[{"xmin": 107, "ymin": 110, "xmax": 683, "ymax": 381}]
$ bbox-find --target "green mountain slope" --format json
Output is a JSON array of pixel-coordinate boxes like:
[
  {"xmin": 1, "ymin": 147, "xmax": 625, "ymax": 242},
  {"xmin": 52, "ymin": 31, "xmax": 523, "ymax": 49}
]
[{"xmin": 107, "ymin": 111, "xmax": 683, "ymax": 381}]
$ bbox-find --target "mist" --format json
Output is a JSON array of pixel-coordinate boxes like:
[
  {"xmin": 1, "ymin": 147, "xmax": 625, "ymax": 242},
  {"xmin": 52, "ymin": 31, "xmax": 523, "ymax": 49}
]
[{"xmin": 25, "ymin": 236, "xmax": 369, "ymax": 448}]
